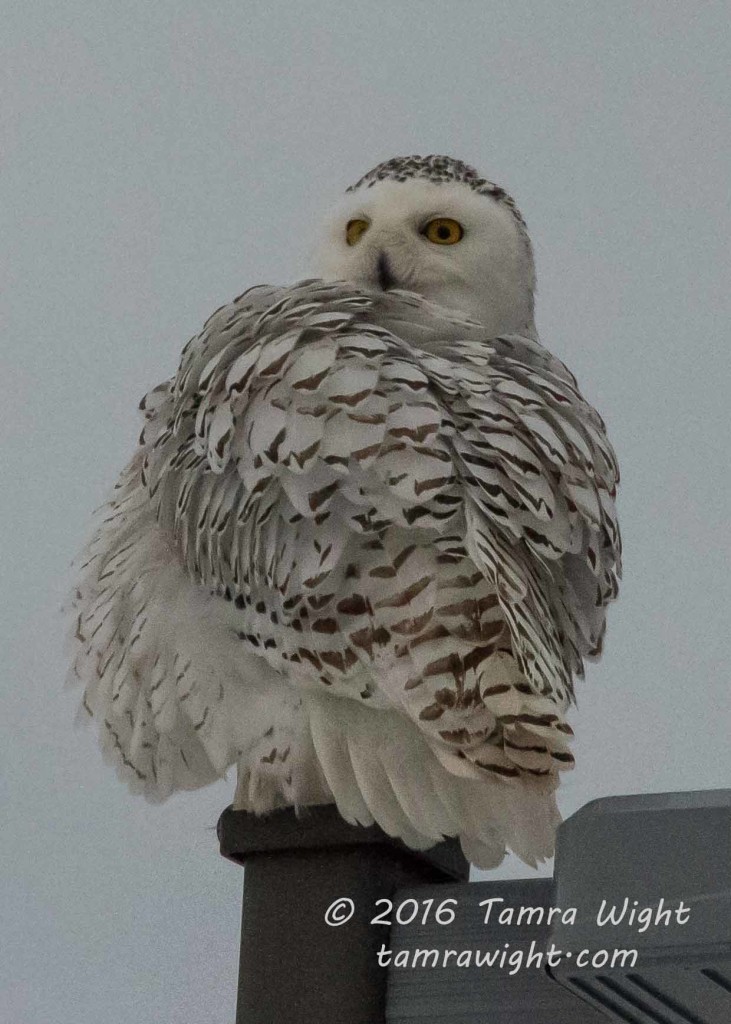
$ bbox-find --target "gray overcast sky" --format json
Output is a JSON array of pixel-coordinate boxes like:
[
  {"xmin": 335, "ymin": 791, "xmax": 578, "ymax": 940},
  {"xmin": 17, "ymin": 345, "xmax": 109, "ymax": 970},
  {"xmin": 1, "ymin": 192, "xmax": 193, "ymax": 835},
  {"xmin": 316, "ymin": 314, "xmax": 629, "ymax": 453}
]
[{"xmin": 2, "ymin": 2, "xmax": 730, "ymax": 1021}]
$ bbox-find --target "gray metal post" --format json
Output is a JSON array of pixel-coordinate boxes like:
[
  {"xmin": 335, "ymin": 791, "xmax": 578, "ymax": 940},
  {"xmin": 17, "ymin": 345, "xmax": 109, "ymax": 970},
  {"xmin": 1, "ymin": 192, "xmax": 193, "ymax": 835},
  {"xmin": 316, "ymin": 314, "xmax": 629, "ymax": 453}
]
[{"xmin": 218, "ymin": 804, "xmax": 469, "ymax": 1024}]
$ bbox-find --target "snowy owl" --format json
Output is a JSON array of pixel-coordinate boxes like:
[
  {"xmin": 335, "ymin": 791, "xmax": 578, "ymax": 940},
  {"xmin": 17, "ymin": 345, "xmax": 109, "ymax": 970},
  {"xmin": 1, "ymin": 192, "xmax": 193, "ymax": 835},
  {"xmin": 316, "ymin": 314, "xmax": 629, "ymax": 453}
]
[{"xmin": 69, "ymin": 155, "xmax": 621, "ymax": 868}]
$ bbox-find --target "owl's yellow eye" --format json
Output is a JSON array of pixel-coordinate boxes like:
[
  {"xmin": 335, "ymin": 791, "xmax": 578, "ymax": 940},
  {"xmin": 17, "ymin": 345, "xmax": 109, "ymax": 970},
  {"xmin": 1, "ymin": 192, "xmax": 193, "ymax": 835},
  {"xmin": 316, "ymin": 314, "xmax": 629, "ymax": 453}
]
[
  {"xmin": 346, "ymin": 219, "xmax": 370, "ymax": 246},
  {"xmin": 423, "ymin": 218, "xmax": 464, "ymax": 245}
]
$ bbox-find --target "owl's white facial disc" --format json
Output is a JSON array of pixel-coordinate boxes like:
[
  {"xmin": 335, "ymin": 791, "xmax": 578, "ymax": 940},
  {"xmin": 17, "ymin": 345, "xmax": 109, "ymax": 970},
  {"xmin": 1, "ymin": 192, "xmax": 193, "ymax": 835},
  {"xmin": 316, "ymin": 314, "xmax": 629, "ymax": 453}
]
[{"xmin": 315, "ymin": 176, "xmax": 536, "ymax": 337}]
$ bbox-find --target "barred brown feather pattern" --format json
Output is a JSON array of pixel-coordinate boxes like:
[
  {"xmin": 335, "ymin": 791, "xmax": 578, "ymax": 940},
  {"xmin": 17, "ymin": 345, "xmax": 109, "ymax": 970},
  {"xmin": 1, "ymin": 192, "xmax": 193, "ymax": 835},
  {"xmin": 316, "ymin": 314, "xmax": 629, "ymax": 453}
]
[{"xmin": 68, "ymin": 279, "xmax": 620, "ymax": 866}]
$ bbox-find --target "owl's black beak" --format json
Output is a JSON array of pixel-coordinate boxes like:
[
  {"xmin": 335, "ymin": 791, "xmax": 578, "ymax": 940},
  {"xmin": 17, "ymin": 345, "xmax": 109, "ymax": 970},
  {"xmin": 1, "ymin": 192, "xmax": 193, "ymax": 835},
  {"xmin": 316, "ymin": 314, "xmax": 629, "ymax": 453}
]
[{"xmin": 376, "ymin": 252, "xmax": 397, "ymax": 291}]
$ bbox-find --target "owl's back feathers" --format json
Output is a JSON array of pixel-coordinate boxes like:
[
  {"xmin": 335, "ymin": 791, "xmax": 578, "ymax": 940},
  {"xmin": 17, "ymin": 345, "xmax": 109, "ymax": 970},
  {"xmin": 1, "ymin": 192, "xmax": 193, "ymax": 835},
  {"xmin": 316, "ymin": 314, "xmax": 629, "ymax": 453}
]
[{"xmin": 68, "ymin": 280, "xmax": 620, "ymax": 867}]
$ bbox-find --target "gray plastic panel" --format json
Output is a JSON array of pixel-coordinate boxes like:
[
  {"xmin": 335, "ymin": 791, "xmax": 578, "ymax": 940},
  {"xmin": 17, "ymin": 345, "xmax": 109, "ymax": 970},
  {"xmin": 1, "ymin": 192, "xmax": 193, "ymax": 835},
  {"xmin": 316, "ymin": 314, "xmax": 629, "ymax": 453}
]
[
  {"xmin": 386, "ymin": 878, "xmax": 608, "ymax": 1022},
  {"xmin": 548, "ymin": 789, "xmax": 731, "ymax": 1023}
]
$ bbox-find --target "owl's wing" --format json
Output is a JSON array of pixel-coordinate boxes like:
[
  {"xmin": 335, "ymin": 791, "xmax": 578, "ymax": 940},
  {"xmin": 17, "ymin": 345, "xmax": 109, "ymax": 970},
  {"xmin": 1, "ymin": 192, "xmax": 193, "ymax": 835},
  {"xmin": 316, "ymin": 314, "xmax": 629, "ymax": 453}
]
[
  {"xmin": 374, "ymin": 294, "xmax": 621, "ymax": 690},
  {"xmin": 434, "ymin": 330, "xmax": 622, "ymax": 702}
]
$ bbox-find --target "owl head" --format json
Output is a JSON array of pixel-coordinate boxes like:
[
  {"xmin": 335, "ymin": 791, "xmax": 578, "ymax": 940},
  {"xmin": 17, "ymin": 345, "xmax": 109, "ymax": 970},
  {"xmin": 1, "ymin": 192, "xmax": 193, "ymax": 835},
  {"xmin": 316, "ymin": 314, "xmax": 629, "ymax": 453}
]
[{"xmin": 315, "ymin": 155, "xmax": 536, "ymax": 337}]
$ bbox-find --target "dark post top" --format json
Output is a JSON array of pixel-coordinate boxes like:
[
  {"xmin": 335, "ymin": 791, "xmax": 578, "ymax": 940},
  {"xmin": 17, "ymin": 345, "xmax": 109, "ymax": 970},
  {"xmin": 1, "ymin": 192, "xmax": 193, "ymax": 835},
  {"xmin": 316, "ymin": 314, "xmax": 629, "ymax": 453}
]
[{"xmin": 218, "ymin": 802, "xmax": 470, "ymax": 880}]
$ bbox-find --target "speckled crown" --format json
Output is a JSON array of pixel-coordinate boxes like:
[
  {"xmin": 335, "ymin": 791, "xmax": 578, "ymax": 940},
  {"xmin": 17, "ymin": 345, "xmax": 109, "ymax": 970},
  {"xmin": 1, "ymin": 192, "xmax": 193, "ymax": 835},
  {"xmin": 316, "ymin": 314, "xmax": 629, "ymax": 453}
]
[{"xmin": 346, "ymin": 154, "xmax": 527, "ymax": 231}]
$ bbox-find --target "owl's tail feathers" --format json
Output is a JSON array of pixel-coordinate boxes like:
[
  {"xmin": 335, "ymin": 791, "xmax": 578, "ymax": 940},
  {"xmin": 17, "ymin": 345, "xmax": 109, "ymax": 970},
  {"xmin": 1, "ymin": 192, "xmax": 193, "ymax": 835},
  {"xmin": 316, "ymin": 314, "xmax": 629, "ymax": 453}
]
[{"xmin": 304, "ymin": 692, "xmax": 560, "ymax": 870}]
